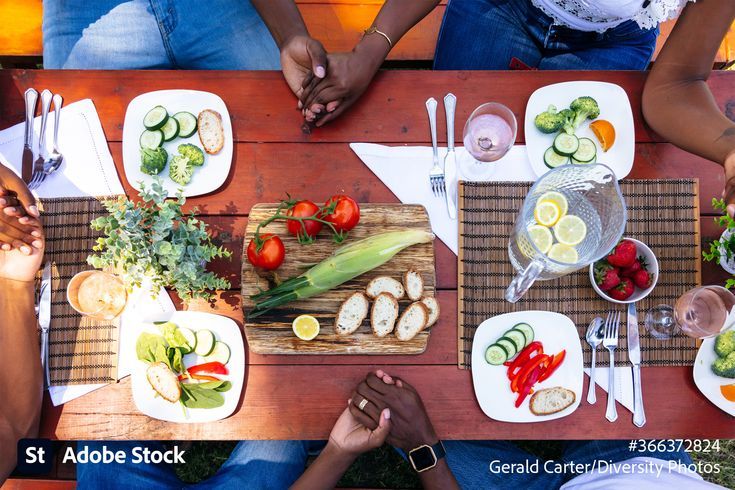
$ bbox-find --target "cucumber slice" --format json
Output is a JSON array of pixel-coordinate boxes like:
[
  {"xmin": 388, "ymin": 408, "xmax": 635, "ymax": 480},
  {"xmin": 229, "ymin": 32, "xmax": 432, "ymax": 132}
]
[
  {"xmin": 194, "ymin": 329, "xmax": 215, "ymax": 356},
  {"xmin": 143, "ymin": 105, "xmax": 169, "ymax": 130},
  {"xmin": 160, "ymin": 117, "xmax": 180, "ymax": 142},
  {"xmin": 485, "ymin": 344, "xmax": 508, "ymax": 365},
  {"xmin": 571, "ymin": 137, "xmax": 597, "ymax": 163},
  {"xmin": 553, "ymin": 133, "xmax": 580, "ymax": 156},
  {"xmin": 178, "ymin": 327, "xmax": 197, "ymax": 354},
  {"xmin": 512, "ymin": 323, "xmax": 534, "ymax": 346},
  {"xmin": 572, "ymin": 155, "xmax": 596, "ymax": 165},
  {"xmin": 503, "ymin": 329, "xmax": 526, "ymax": 353},
  {"xmin": 204, "ymin": 341, "xmax": 230, "ymax": 365},
  {"xmin": 139, "ymin": 129, "xmax": 164, "ymax": 149},
  {"xmin": 496, "ymin": 338, "xmax": 517, "ymax": 359},
  {"xmin": 173, "ymin": 111, "xmax": 198, "ymax": 138},
  {"xmin": 544, "ymin": 146, "xmax": 569, "ymax": 169}
]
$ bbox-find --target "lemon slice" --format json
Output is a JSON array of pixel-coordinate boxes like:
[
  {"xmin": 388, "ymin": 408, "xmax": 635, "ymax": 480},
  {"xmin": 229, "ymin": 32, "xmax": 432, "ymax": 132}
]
[
  {"xmin": 528, "ymin": 224, "xmax": 553, "ymax": 254},
  {"xmin": 292, "ymin": 315, "xmax": 320, "ymax": 340},
  {"xmin": 534, "ymin": 201, "xmax": 561, "ymax": 227},
  {"xmin": 554, "ymin": 214, "xmax": 587, "ymax": 246},
  {"xmin": 538, "ymin": 191, "xmax": 568, "ymax": 217},
  {"xmin": 548, "ymin": 243, "xmax": 579, "ymax": 264}
]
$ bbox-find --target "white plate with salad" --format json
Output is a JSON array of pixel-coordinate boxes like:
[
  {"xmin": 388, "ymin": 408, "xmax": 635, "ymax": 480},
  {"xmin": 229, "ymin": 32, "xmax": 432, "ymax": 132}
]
[
  {"xmin": 693, "ymin": 329, "xmax": 735, "ymax": 416},
  {"xmin": 524, "ymin": 81, "xmax": 634, "ymax": 180},
  {"xmin": 471, "ymin": 310, "xmax": 583, "ymax": 423},
  {"xmin": 122, "ymin": 89, "xmax": 233, "ymax": 198},
  {"xmin": 131, "ymin": 311, "xmax": 244, "ymax": 423}
]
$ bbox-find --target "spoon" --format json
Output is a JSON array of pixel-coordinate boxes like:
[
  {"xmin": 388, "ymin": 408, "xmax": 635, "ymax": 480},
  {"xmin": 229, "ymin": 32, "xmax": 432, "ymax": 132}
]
[
  {"xmin": 585, "ymin": 316, "xmax": 604, "ymax": 404},
  {"xmin": 45, "ymin": 93, "xmax": 64, "ymax": 175}
]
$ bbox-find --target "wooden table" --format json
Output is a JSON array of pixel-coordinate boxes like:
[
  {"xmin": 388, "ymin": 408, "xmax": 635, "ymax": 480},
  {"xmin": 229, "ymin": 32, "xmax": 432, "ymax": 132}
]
[{"xmin": 1, "ymin": 69, "xmax": 734, "ymax": 440}]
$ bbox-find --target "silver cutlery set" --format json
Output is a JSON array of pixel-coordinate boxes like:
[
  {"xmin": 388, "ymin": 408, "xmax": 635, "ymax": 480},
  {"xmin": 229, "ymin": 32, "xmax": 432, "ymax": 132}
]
[
  {"xmin": 23, "ymin": 88, "xmax": 64, "ymax": 190},
  {"xmin": 587, "ymin": 310, "xmax": 646, "ymax": 427},
  {"xmin": 425, "ymin": 94, "xmax": 458, "ymax": 220}
]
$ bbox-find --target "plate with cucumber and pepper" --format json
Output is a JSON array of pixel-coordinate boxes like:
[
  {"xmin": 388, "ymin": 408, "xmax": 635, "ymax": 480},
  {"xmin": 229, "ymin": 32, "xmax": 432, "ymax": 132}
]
[
  {"xmin": 122, "ymin": 89, "xmax": 232, "ymax": 197},
  {"xmin": 524, "ymin": 81, "xmax": 635, "ymax": 179}
]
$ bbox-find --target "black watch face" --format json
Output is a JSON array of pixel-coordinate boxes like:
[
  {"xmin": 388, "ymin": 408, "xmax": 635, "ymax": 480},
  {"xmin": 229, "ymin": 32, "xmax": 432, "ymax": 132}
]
[{"xmin": 410, "ymin": 446, "xmax": 436, "ymax": 471}]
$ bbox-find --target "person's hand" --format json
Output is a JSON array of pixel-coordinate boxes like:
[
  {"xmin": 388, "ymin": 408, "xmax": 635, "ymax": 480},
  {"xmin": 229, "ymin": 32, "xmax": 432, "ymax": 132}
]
[
  {"xmin": 0, "ymin": 164, "xmax": 40, "ymax": 219},
  {"xmin": 349, "ymin": 371, "xmax": 438, "ymax": 452},
  {"xmin": 0, "ymin": 221, "xmax": 44, "ymax": 282},
  {"xmin": 0, "ymin": 164, "xmax": 42, "ymax": 250},
  {"xmin": 723, "ymin": 151, "xmax": 735, "ymax": 218},
  {"xmin": 280, "ymin": 35, "xmax": 328, "ymax": 108},
  {"xmin": 328, "ymin": 404, "xmax": 391, "ymax": 458}
]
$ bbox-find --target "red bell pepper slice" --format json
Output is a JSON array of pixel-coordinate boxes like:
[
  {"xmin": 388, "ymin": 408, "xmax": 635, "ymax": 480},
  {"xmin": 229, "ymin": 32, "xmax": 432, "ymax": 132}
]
[
  {"xmin": 506, "ymin": 341, "xmax": 544, "ymax": 380},
  {"xmin": 538, "ymin": 350, "xmax": 566, "ymax": 382},
  {"xmin": 178, "ymin": 373, "xmax": 221, "ymax": 382},
  {"xmin": 187, "ymin": 362, "xmax": 229, "ymax": 375},
  {"xmin": 515, "ymin": 365, "xmax": 543, "ymax": 407},
  {"xmin": 510, "ymin": 353, "xmax": 549, "ymax": 393}
]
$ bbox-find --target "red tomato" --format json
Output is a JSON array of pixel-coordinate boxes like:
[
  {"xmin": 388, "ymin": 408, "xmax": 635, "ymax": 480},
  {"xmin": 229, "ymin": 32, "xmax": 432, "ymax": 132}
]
[
  {"xmin": 247, "ymin": 234, "xmax": 285, "ymax": 270},
  {"xmin": 286, "ymin": 200, "xmax": 322, "ymax": 239},
  {"xmin": 322, "ymin": 195, "xmax": 360, "ymax": 232}
]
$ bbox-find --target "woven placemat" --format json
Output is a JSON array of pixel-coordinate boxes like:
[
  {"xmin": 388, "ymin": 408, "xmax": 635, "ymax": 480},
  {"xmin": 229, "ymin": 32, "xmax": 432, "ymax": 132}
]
[
  {"xmin": 458, "ymin": 179, "xmax": 701, "ymax": 370},
  {"xmin": 41, "ymin": 197, "xmax": 121, "ymax": 386}
]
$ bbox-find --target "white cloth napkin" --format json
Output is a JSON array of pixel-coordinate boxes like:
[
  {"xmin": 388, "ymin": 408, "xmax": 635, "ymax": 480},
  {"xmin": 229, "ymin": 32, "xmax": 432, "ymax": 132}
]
[
  {"xmin": 352, "ymin": 142, "xmax": 635, "ymax": 409},
  {"xmin": 0, "ymin": 98, "xmax": 124, "ymax": 197}
]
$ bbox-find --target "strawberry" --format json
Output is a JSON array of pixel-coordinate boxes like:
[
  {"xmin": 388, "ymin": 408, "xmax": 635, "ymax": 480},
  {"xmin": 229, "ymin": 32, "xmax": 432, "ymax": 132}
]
[
  {"xmin": 620, "ymin": 257, "xmax": 645, "ymax": 278},
  {"xmin": 608, "ymin": 277, "xmax": 634, "ymax": 301},
  {"xmin": 594, "ymin": 262, "xmax": 621, "ymax": 291},
  {"xmin": 632, "ymin": 269, "xmax": 653, "ymax": 289},
  {"xmin": 607, "ymin": 240, "xmax": 637, "ymax": 268}
]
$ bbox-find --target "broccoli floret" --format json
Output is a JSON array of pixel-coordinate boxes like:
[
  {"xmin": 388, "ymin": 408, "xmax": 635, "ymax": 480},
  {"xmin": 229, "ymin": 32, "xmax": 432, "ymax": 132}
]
[
  {"xmin": 712, "ymin": 351, "xmax": 735, "ymax": 378},
  {"xmin": 139, "ymin": 147, "xmax": 168, "ymax": 175},
  {"xmin": 715, "ymin": 330, "xmax": 735, "ymax": 357},
  {"xmin": 534, "ymin": 105, "xmax": 565, "ymax": 134},
  {"xmin": 177, "ymin": 143, "xmax": 205, "ymax": 167},
  {"xmin": 564, "ymin": 96, "xmax": 601, "ymax": 134},
  {"xmin": 169, "ymin": 155, "xmax": 194, "ymax": 185}
]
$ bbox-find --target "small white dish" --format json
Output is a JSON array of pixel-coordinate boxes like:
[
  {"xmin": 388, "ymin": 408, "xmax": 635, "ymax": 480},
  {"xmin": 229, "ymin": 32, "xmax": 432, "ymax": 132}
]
[
  {"xmin": 693, "ymin": 334, "xmax": 735, "ymax": 416},
  {"xmin": 471, "ymin": 310, "xmax": 583, "ymax": 423},
  {"xmin": 131, "ymin": 311, "xmax": 244, "ymax": 423},
  {"xmin": 122, "ymin": 89, "xmax": 233, "ymax": 198},
  {"xmin": 589, "ymin": 237, "xmax": 659, "ymax": 304},
  {"xmin": 524, "ymin": 81, "xmax": 634, "ymax": 180}
]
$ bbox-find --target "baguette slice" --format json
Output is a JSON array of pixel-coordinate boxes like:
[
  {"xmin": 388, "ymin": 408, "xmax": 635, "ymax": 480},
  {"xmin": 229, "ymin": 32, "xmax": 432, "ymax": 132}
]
[
  {"xmin": 371, "ymin": 292, "xmax": 399, "ymax": 337},
  {"xmin": 395, "ymin": 302, "xmax": 429, "ymax": 341},
  {"xmin": 197, "ymin": 109, "xmax": 225, "ymax": 154},
  {"xmin": 335, "ymin": 292, "xmax": 370, "ymax": 336},
  {"xmin": 146, "ymin": 362, "xmax": 181, "ymax": 403},
  {"xmin": 420, "ymin": 296, "xmax": 440, "ymax": 328},
  {"xmin": 366, "ymin": 276, "xmax": 405, "ymax": 299},
  {"xmin": 529, "ymin": 387, "xmax": 575, "ymax": 416},
  {"xmin": 403, "ymin": 269, "xmax": 424, "ymax": 301}
]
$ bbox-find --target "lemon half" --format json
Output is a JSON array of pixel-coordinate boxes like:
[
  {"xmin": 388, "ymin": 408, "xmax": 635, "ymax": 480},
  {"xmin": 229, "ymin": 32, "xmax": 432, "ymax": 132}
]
[
  {"xmin": 534, "ymin": 201, "xmax": 561, "ymax": 227},
  {"xmin": 528, "ymin": 224, "xmax": 553, "ymax": 254},
  {"xmin": 538, "ymin": 191, "xmax": 569, "ymax": 217},
  {"xmin": 292, "ymin": 315, "xmax": 320, "ymax": 340},
  {"xmin": 554, "ymin": 214, "xmax": 587, "ymax": 246},
  {"xmin": 548, "ymin": 243, "xmax": 579, "ymax": 264}
]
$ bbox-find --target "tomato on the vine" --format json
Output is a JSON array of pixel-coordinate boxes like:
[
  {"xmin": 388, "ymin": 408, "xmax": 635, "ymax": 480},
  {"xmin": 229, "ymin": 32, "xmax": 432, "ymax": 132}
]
[
  {"xmin": 247, "ymin": 234, "xmax": 285, "ymax": 270},
  {"xmin": 287, "ymin": 200, "xmax": 323, "ymax": 239},
  {"xmin": 322, "ymin": 195, "xmax": 360, "ymax": 233}
]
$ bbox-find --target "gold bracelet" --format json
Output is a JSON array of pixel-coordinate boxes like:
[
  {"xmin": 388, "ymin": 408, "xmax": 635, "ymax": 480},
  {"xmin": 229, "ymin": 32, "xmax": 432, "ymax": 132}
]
[{"xmin": 363, "ymin": 26, "xmax": 393, "ymax": 48}]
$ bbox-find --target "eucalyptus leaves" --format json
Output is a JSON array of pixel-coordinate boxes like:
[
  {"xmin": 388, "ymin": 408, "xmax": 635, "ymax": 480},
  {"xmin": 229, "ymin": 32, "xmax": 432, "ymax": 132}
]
[
  {"xmin": 87, "ymin": 179, "xmax": 231, "ymax": 301},
  {"xmin": 703, "ymin": 198, "xmax": 735, "ymax": 289}
]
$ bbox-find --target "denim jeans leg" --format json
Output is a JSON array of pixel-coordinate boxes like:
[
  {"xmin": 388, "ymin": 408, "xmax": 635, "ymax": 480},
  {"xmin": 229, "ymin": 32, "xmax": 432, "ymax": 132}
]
[{"xmin": 42, "ymin": 0, "xmax": 172, "ymax": 69}]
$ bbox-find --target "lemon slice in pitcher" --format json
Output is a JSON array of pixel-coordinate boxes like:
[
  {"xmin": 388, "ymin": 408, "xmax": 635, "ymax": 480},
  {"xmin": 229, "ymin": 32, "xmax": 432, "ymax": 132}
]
[
  {"xmin": 292, "ymin": 315, "xmax": 320, "ymax": 340},
  {"xmin": 534, "ymin": 201, "xmax": 561, "ymax": 227},
  {"xmin": 548, "ymin": 243, "xmax": 579, "ymax": 264},
  {"xmin": 528, "ymin": 224, "xmax": 553, "ymax": 254},
  {"xmin": 538, "ymin": 191, "xmax": 568, "ymax": 217},
  {"xmin": 554, "ymin": 215, "xmax": 587, "ymax": 246}
]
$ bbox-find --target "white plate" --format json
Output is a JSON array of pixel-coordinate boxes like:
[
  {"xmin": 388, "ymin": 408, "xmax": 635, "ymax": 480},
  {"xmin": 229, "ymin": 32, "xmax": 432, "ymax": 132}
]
[
  {"xmin": 524, "ymin": 81, "xmax": 634, "ymax": 180},
  {"xmin": 693, "ymin": 335, "xmax": 735, "ymax": 416},
  {"xmin": 122, "ymin": 90, "xmax": 233, "ymax": 197},
  {"xmin": 131, "ymin": 311, "xmax": 244, "ymax": 423},
  {"xmin": 471, "ymin": 310, "xmax": 583, "ymax": 422}
]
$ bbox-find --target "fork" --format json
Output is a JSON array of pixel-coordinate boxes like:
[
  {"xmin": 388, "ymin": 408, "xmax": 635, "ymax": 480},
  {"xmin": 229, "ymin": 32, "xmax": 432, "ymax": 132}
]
[
  {"xmin": 29, "ymin": 89, "xmax": 53, "ymax": 190},
  {"xmin": 603, "ymin": 311, "xmax": 621, "ymax": 422},
  {"xmin": 425, "ymin": 97, "xmax": 444, "ymax": 195}
]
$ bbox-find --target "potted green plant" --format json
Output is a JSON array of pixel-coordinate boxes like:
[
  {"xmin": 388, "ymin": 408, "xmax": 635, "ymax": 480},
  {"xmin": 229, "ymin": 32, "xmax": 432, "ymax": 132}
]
[
  {"xmin": 87, "ymin": 179, "xmax": 231, "ymax": 302},
  {"xmin": 703, "ymin": 198, "xmax": 735, "ymax": 287}
]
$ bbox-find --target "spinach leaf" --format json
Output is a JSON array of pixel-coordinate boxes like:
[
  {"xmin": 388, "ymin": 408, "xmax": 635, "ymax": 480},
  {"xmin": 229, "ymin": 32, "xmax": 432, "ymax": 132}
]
[
  {"xmin": 136, "ymin": 332, "xmax": 167, "ymax": 363},
  {"xmin": 193, "ymin": 380, "xmax": 232, "ymax": 392},
  {"xmin": 180, "ymin": 383, "xmax": 226, "ymax": 409},
  {"xmin": 169, "ymin": 347, "xmax": 185, "ymax": 374}
]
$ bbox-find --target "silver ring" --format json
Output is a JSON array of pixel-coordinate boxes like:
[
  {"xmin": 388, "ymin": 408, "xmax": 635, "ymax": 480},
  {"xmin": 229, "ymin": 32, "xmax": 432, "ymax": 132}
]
[{"xmin": 357, "ymin": 398, "xmax": 369, "ymax": 411}]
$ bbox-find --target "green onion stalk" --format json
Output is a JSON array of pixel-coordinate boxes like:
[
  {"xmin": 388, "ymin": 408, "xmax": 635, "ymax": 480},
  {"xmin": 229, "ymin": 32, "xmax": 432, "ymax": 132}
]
[{"xmin": 249, "ymin": 230, "xmax": 433, "ymax": 318}]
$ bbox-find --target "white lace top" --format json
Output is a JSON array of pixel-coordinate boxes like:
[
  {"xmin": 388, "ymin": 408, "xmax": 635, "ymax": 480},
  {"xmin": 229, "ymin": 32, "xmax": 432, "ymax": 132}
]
[{"xmin": 532, "ymin": 0, "xmax": 696, "ymax": 32}]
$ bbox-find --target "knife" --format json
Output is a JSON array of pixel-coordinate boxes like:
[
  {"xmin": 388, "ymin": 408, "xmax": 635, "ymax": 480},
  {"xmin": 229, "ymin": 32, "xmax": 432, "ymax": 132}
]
[
  {"xmin": 22, "ymin": 88, "xmax": 38, "ymax": 183},
  {"xmin": 443, "ymin": 93, "xmax": 458, "ymax": 219},
  {"xmin": 39, "ymin": 261, "xmax": 52, "ymax": 390},
  {"xmin": 627, "ymin": 302, "xmax": 646, "ymax": 427}
]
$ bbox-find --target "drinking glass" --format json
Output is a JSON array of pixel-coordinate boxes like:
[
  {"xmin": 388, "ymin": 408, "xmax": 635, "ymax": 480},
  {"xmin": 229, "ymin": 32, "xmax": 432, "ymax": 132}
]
[
  {"xmin": 67, "ymin": 270, "xmax": 128, "ymax": 320},
  {"xmin": 460, "ymin": 102, "xmax": 517, "ymax": 181},
  {"xmin": 505, "ymin": 164, "xmax": 627, "ymax": 303},
  {"xmin": 645, "ymin": 286, "xmax": 735, "ymax": 339}
]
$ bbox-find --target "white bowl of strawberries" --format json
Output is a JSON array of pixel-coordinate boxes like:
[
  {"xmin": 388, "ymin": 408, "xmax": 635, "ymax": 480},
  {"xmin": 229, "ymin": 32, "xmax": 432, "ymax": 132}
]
[{"xmin": 589, "ymin": 238, "xmax": 658, "ymax": 304}]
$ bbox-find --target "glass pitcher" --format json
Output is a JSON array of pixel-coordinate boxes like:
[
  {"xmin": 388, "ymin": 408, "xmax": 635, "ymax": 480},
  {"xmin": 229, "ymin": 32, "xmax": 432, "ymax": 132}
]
[{"xmin": 505, "ymin": 164, "xmax": 627, "ymax": 303}]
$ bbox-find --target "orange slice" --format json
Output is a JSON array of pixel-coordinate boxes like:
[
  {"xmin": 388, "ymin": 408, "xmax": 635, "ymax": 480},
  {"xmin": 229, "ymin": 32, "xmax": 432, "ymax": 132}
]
[
  {"xmin": 721, "ymin": 384, "xmax": 735, "ymax": 402},
  {"xmin": 589, "ymin": 119, "xmax": 616, "ymax": 152}
]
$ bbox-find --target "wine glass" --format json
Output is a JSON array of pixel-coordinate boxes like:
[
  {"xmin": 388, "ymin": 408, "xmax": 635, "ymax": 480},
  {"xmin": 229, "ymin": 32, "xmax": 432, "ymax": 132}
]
[
  {"xmin": 645, "ymin": 285, "xmax": 735, "ymax": 339},
  {"xmin": 460, "ymin": 102, "xmax": 517, "ymax": 181}
]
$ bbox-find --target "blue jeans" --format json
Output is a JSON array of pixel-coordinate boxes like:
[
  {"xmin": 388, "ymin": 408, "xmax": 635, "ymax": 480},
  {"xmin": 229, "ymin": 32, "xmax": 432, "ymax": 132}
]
[
  {"xmin": 42, "ymin": 0, "xmax": 280, "ymax": 69},
  {"xmin": 76, "ymin": 441, "xmax": 314, "ymax": 490},
  {"xmin": 434, "ymin": 0, "xmax": 659, "ymax": 70}
]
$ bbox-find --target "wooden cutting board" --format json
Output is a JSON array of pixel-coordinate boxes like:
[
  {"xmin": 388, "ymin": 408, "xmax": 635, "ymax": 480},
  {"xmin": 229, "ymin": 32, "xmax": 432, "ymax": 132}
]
[{"xmin": 241, "ymin": 204, "xmax": 436, "ymax": 355}]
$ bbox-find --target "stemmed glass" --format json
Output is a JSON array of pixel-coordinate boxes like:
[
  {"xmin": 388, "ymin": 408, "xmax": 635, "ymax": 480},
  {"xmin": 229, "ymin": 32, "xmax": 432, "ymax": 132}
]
[
  {"xmin": 459, "ymin": 102, "xmax": 517, "ymax": 181},
  {"xmin": 645, "ymin": 285, "xmax": 735, "ymax": 339}
]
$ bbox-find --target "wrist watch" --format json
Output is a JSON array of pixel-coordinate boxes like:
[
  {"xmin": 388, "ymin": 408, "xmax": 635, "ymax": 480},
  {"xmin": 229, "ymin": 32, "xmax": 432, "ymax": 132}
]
[{"xmin": 408, "ymin": 441, "xmax": 446, "ymax": 473}]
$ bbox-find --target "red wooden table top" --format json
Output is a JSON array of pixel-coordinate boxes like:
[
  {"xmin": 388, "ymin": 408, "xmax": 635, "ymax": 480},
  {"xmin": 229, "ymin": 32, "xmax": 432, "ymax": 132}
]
[{"xmin": 1, "ymin": 69, "xmax": 734, "ymax": 440}]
